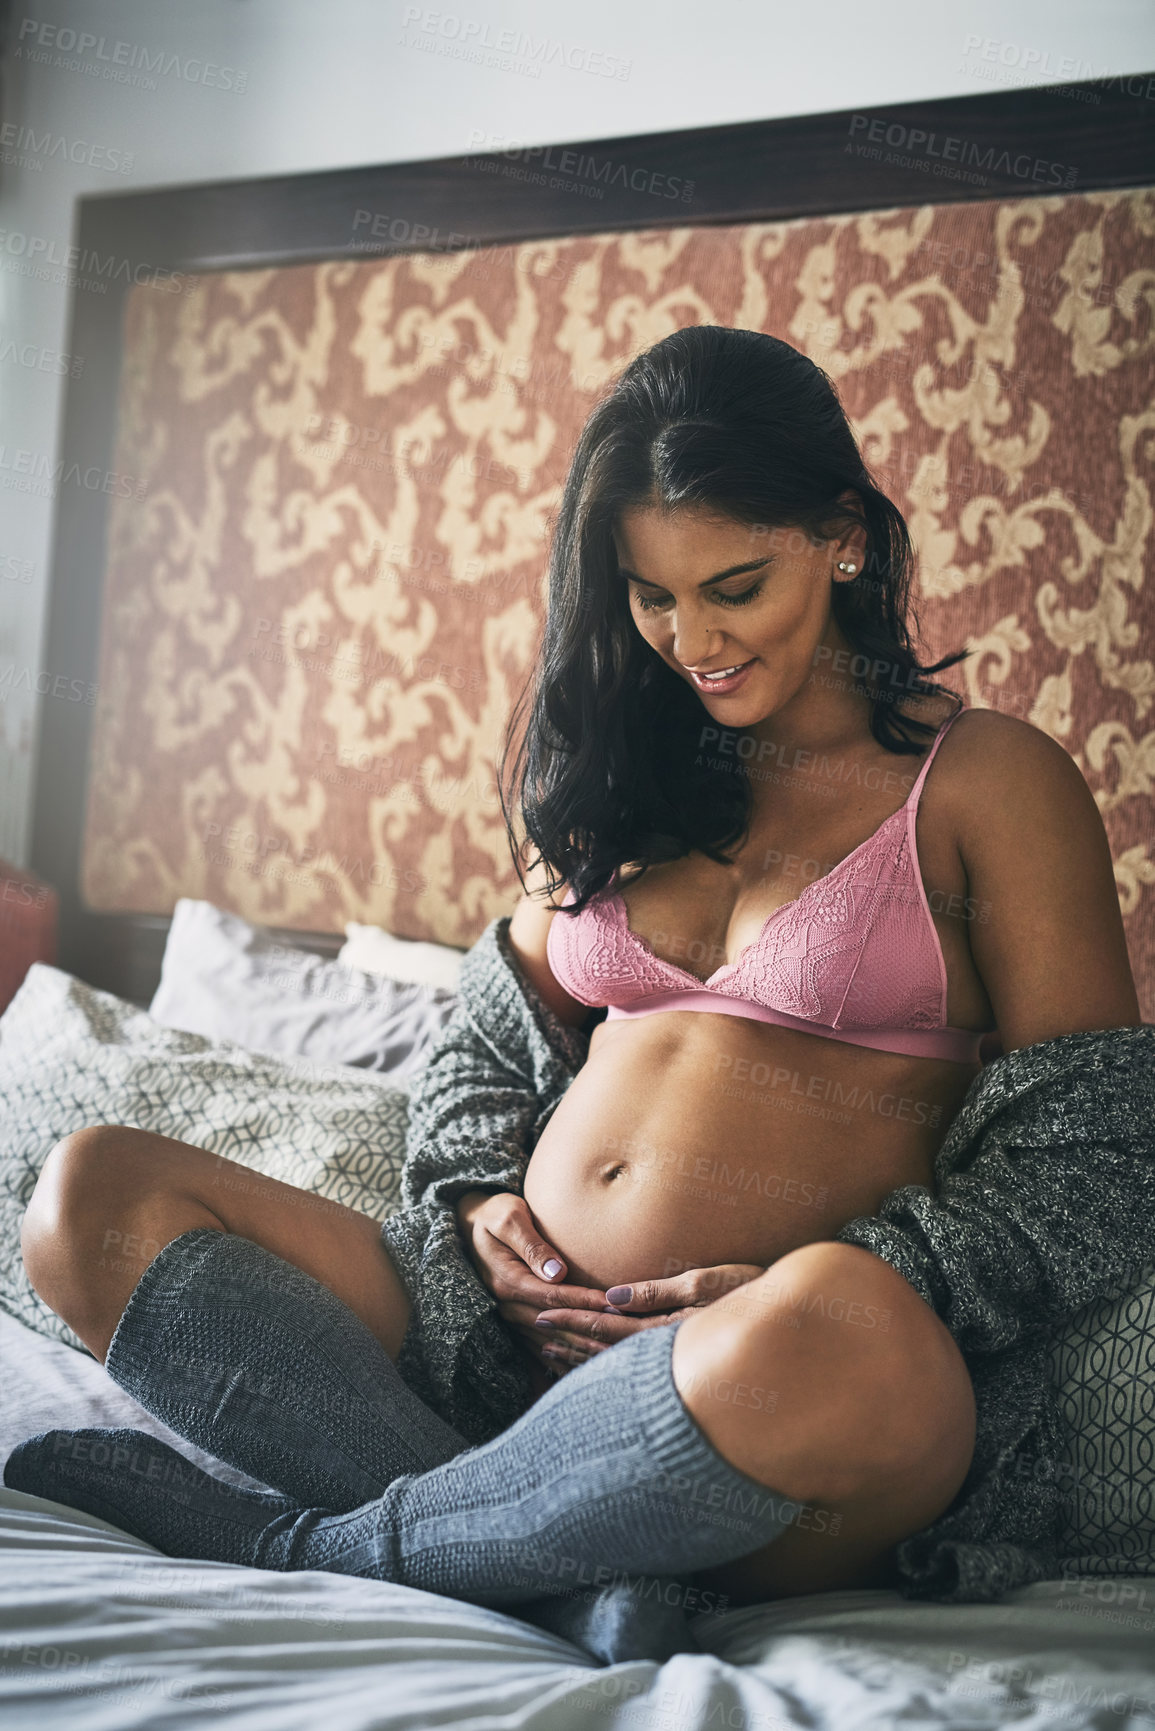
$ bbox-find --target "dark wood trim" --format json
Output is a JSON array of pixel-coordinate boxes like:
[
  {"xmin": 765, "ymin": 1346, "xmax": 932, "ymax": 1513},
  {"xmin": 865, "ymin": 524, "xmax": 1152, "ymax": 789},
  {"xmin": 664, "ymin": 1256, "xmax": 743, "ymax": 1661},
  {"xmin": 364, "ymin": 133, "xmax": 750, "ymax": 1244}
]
[
  {"xmin": 76, "ymin": 915, "xmax": 345, "ymax": 1009},
  {"xmin": 69, "ymin": 76, "xmax": 1155, "ymax": 271},
  {"xmin": 30, "ymin": 76, "xmax": 1155, "ymax": 1004}
]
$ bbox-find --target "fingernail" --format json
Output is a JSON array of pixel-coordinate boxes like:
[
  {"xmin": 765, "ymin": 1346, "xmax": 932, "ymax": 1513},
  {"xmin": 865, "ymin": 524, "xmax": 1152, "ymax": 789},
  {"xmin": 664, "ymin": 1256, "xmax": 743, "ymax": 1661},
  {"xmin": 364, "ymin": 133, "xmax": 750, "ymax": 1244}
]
[
  {"xmin": 534, "ymin": 1317, "xmax": 555, "ymax": 1329},
  {"xmin": 605, "ymin": 1286, "xmax": 632, "ymax": 1305},
  {"xmin": 543, "ymin": 1259, "xmax": 563, "ymax": 1279}
]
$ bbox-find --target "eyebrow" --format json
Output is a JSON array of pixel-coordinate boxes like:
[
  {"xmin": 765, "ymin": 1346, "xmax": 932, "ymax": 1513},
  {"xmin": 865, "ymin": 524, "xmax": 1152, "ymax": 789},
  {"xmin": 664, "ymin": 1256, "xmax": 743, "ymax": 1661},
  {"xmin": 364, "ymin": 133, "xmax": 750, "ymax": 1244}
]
[{"xmin": 618, "ymin": 557, "xmax": 773, "ymax": 591}]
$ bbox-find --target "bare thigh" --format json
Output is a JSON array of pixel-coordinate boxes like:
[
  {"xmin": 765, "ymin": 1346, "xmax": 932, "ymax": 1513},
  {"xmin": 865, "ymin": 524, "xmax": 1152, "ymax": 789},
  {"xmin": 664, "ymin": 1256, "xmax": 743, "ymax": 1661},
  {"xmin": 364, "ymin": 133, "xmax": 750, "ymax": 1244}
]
[
  {"xmin": 21, "ymin": 1126, "xmax": 412, "ymax": 1364},
  {"xmin": 672, "ymin": 1243, "xmax": 977, "ymax": 1601}
]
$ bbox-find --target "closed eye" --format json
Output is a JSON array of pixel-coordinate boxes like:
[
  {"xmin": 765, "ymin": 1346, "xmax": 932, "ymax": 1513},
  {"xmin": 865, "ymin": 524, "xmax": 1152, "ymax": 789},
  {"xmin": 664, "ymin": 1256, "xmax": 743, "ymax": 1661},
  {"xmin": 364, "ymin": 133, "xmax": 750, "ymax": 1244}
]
[{"xmin": 633, "ymin": 582, "xmax": 765, "ymax": 614}]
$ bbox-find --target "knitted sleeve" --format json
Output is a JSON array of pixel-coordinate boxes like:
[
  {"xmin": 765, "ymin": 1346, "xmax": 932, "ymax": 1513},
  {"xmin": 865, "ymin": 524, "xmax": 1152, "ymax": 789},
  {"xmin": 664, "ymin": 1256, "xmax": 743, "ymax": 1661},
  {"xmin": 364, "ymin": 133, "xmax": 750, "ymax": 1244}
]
[
  {"xmin": 835, "ymin": 1026, "xmax": 1155, "ymax": 1356},
  {"xmin": 379, "ymin": 915, "xmax": 589, "ymax": 1290}
]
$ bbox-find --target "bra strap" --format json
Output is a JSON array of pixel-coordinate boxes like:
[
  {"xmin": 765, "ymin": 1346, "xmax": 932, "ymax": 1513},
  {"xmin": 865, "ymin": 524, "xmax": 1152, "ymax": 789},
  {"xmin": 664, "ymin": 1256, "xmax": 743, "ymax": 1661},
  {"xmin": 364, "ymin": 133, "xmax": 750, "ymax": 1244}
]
[{"xmin": 906, "ymin": 700, "xmax": 966, "ymax": 807}]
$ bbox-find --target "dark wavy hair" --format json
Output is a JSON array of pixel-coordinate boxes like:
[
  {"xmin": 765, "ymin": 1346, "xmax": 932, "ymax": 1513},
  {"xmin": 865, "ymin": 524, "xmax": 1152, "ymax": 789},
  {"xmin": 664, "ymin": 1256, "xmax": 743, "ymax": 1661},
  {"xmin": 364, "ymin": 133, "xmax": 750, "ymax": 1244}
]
[{"xmin": 498, "ymin": 325, "xmax": 966, "ymax": 912}]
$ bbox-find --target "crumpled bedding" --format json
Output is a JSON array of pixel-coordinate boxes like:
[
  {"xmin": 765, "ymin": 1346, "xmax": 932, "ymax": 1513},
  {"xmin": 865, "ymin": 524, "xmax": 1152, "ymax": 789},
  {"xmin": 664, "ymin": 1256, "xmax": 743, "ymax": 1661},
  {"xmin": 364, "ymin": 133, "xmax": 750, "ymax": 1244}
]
[{"xmin": 4, "ymin": 1485, "xmax": 1155, "ymax": 1731}]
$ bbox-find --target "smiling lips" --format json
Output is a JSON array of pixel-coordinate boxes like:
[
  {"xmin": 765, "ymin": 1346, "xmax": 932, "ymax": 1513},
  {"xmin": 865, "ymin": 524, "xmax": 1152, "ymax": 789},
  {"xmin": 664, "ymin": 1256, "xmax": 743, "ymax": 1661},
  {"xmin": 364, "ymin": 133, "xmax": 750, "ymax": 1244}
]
[{"xmin": 687, "ymin": 658, "xmax": 756, "ymax": 694}]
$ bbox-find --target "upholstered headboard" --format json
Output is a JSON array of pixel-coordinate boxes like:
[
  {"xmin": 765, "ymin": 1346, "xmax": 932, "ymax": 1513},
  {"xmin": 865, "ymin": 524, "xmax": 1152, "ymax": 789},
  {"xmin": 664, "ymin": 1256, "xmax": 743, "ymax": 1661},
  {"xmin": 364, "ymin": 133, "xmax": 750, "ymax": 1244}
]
[
  {"xmin": 34, "ymin": 84, "xmax": 1155, "ymax": 1011},
  {"xmin": 77, "ymin": 191, "xmax": 1155, "ymax": 1009}
]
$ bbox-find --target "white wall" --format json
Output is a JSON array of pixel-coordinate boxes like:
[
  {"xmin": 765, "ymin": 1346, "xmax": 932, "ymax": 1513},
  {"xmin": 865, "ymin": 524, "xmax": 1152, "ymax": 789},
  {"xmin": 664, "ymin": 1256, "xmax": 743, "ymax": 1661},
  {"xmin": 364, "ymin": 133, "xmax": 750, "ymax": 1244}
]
[{"xmin": 1, "ymin": 0, "xmax": 1153, "ymax": 866}]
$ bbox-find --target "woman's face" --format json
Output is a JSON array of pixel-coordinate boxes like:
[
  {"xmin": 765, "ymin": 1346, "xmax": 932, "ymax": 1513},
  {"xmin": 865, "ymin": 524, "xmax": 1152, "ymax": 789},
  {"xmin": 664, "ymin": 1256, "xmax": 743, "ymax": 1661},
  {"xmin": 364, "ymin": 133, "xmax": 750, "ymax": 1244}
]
[{"xmin": 613, "ymin": 501, "xmax": 866, "ymax": 727}]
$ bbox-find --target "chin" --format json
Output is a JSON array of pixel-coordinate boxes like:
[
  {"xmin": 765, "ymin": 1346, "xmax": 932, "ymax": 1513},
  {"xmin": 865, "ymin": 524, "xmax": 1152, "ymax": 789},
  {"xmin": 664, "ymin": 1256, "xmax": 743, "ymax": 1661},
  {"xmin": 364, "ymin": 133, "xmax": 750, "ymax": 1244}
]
[{"xmin": 699, "ymin": 683, "xmax": 782, "ymax": 725}]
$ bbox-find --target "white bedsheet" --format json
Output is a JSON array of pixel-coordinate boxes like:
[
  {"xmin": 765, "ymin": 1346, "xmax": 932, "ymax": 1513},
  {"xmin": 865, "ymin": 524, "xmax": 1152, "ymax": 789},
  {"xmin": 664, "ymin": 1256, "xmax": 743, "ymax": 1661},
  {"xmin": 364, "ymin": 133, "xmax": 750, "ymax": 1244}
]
[
  {"xmin": 0, "ymin": 1306, "xmax": 268, "ymax": 1490},
  {"xmin": 3, "ymin": 1311, "xmax": 1155, "ymax": 1730}
]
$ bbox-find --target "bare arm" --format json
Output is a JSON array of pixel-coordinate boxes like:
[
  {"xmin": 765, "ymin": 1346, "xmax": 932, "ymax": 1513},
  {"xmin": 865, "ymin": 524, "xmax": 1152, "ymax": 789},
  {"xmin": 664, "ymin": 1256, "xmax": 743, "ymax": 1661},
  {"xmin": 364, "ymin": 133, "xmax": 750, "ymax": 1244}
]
[
  {"xmin": 505, "ymin": 851, "xmax": 599, "ymax": 1032},
  {"xmin": 831, "ymin": 711, "xmax": 1151, "ymax": 1353},
  {"xmin": 950, "ymin": 711, "xmax": 1139, "ymax": 1048},
  {"xmin": 379, "ymin": 892, "xmax": 591, "ymax": 1287}
]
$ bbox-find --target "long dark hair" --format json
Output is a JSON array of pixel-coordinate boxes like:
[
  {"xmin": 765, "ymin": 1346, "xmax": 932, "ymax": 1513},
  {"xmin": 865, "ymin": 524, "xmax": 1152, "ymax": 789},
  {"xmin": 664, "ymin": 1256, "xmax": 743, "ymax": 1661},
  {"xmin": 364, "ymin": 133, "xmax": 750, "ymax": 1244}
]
[{"xmin": 498, "ymin": 325, "xmax": 966, "ymax": 912}]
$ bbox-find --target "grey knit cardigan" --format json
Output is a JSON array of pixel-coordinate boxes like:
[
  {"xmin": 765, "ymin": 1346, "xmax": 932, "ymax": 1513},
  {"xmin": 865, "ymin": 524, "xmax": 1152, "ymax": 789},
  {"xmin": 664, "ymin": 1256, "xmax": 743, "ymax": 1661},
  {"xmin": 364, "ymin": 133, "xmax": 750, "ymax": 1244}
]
[{"xmin": 380, "ymin": 914, "xmax": 1155, "ymax": 1603}]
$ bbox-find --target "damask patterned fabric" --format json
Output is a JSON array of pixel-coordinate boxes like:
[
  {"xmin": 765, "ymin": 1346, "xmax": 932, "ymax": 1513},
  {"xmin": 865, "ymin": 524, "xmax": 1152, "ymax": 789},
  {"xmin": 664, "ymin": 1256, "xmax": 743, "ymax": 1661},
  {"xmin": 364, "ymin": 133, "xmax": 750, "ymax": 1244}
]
[
  {"xmin": 0, "ymin": 964, "xmax": 409, "ymax": 1352},
  {"xmin": 82, "ymin": 189, "xmax": 1155, "ymax": 1013}
]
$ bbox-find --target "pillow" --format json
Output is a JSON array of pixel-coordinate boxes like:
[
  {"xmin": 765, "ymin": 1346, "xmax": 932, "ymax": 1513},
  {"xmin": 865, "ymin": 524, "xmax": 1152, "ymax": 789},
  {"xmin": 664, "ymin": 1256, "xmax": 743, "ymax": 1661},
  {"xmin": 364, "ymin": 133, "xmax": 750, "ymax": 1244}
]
[
  {"xmin": 0, "ymin": 964, "xmax": 410, "ymax": 1352},
  {"xmin": 1048, "ymin": 1268, "xmax": 1155, "ymax": 1573},
  {"xmin": 150, "ymin": 899, "xmax": 457, "ymax": 1084},
  {"xmin": 339, "ymin": 922, "xmax": 465, "ymax": 993}
]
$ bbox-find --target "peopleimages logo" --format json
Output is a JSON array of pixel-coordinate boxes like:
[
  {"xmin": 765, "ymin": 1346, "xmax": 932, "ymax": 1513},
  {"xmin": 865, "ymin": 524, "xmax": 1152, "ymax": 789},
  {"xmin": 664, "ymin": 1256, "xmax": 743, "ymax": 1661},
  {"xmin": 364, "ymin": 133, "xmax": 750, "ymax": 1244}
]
[
  {"xmin": 959, "ymin": 34, "xmax": 1155, "ymax": 100},
  {"xmin": 14, "ymin": 18, "xmax": 247, "ymax": 91},
  {"xmin": 0, "ymin": 229, "xmax": 191, "ymax": 295},
  {"xmin": 0, "ymin": 340, "xmax": 84, "ymax": 378},
  {"xmin": 847, "ymin": 114, "xmax": 1078, "ymax": 188},
  {"xmin": 400, "ymin": 8, "xmax": 631, "ymax": 80},
  {"xmin": 0, "ymin": 124, "xmax": 134, "ymax": 174},
  {"xmin": 466, "ymin": 130, "xmax": 695, "ymax": 203}
]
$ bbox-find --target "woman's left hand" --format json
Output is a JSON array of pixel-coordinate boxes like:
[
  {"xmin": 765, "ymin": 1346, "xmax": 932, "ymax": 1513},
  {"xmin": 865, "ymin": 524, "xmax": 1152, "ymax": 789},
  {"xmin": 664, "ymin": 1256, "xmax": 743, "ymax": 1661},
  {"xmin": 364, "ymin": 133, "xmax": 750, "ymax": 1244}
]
[{"xmin": 534, "ymin": 1263, "xmax": 766, "ymax": 1372}]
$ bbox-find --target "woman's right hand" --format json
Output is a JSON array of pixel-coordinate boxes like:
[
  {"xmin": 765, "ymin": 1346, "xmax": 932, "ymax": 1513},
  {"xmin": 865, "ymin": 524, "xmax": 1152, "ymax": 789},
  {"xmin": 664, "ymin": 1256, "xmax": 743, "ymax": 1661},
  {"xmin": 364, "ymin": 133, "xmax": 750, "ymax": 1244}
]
[{"xmin": 454, "ymin": 1189, "xmax": 608, "ymax": 1372}]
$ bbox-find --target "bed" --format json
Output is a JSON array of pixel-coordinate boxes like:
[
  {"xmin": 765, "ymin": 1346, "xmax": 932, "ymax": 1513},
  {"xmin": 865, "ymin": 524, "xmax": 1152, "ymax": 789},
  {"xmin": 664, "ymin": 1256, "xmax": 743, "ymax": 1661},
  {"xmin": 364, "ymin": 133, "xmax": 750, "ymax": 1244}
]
[
  {"xmin": 5, "ymin": 73, "xmax": 1155, "ymax": 1728},
  {"xmin": 5, "ymin": 1259, "xmax": 1155, "ymax": 1730}
]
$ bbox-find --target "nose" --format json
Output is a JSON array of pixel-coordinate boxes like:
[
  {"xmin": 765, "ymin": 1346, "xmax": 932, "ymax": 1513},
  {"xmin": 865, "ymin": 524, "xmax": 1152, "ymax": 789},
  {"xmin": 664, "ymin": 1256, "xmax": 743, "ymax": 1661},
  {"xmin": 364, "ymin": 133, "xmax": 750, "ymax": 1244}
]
[{"xmin": 671, "ymin": 606, "xmax": 721, "ymax": 669}]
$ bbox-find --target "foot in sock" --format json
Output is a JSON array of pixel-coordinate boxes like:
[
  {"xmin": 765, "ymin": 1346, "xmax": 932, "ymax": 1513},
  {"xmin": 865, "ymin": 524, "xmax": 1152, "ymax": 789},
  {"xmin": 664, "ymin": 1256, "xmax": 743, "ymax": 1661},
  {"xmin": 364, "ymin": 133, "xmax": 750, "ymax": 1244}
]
[
  {"xmin": 5, "ymin": 1427, "xmax": 298, "ymax": 1563},
  {"xmin": 6, "ymin": 1324, "xmax": 801, "ymax": 1607},
  {"xmin": 102, "ymin": 1227, "xmax": 467, "ymax": 1509},
  {"xmin": 522, "ymin": 1577, "xmax": 705, "ymax": 1663}
]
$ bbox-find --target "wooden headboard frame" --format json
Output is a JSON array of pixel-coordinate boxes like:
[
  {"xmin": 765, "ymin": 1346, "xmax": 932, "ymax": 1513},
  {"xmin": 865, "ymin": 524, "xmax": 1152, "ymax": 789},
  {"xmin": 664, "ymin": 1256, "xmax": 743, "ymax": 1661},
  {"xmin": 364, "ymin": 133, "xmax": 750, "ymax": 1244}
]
[{"xmin": 33, "ymin": 78, "xmax": 1155, "ymax": 1004}]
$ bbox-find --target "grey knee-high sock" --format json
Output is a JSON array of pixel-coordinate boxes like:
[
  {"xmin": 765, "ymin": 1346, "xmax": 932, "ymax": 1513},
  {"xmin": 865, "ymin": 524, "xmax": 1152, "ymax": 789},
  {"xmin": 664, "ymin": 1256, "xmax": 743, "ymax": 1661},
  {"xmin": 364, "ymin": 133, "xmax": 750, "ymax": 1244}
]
[
  {"xmin": 3, "ymin": 1423, "xmax": 707, "ymax": 1666},
  {"xmin": 102, "ymin": 1228, "xmax": 467, "ymax": 1508},
  {"xmin": 95, "ymin": 1228, "xmax": 708, "ymax": 1662},
  {"xmin": 6, "ymin": 1324, "xmax": 801, "ymax": 1610}
]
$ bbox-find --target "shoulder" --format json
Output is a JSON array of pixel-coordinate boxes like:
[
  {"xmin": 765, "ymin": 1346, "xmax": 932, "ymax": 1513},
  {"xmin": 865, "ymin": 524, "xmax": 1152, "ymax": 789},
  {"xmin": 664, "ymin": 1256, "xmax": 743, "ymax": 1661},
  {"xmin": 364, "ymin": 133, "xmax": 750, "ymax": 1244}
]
[
  {"xmin": 508, "ymin": 854, "xmax": 568, "ymax": 965},
  {"xmin": 930, "ymin": 706, "xmax": 1097, "ymax": 827},
  {"xmin": 927, "ymin": 707, "xmax": 1139, "ymax": 1044},
  {"xmin": 913, "ymin": 702, "xmax": 1113, "ymax": 917},
  {"xmin": 517, "ymin": 853, "xmax": 572, "ymax": 909}
]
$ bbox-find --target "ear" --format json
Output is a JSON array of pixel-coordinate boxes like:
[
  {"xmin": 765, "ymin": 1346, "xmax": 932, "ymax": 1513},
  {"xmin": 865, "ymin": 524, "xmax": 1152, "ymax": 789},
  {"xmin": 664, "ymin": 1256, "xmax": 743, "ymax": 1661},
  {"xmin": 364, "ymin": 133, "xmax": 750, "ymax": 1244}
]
[{"xmin": 831, "ymin": 489, "xmax": 868, "ymax": 581}]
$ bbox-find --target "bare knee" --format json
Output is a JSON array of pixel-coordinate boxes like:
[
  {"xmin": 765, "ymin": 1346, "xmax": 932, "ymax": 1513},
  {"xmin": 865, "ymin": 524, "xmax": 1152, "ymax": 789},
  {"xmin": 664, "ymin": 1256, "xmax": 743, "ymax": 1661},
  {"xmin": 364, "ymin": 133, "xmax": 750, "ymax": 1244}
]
[
  {"xmin": 22, "ymin": 1126, "xmax": 206, "ymax": 1359},
  {"xmin": 673, "ymin": 1241, "xmax": 975, "ymax": 1508},
  {"xmin": 24, "ymin": 1127, "xmax": 129, "ymax": 1279}
]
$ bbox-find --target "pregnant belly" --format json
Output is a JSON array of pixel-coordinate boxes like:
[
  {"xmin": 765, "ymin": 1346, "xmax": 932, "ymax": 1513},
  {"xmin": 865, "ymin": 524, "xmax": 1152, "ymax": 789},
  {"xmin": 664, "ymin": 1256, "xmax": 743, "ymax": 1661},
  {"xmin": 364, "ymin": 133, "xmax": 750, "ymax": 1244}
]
[{"xmin": 521, "ymin": 1011, "xmax": 975, "ymax": 1292}]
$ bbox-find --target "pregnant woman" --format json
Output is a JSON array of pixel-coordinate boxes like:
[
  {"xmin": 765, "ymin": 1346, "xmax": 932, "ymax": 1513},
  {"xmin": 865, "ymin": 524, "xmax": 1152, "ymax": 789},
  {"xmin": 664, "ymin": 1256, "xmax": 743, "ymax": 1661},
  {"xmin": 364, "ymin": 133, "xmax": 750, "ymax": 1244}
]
[{"xmin": 6, "ymin": 327, "xmax": 1144, "ymax": 1663}]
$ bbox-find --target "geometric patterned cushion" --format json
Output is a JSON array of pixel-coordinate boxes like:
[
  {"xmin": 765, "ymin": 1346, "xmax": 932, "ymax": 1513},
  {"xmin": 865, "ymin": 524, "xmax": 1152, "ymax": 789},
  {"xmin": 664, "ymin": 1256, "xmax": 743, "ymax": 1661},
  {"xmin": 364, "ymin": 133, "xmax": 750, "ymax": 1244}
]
[
  {"xmin": 1048, "ymin": 1269, "xmax": 1155, "ymax": 1574},
  {"xmin": 0, "ymin": 964, "xmax": 409, "ymax": 1354}
]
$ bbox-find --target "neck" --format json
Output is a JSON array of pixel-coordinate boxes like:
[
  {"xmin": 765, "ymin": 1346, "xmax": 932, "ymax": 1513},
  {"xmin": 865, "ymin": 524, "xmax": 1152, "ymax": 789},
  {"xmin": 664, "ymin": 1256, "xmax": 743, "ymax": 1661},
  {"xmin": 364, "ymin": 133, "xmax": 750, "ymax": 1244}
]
[{"xmin": 741, "ymin": 623, "xmax": 876, "ymax": 762}]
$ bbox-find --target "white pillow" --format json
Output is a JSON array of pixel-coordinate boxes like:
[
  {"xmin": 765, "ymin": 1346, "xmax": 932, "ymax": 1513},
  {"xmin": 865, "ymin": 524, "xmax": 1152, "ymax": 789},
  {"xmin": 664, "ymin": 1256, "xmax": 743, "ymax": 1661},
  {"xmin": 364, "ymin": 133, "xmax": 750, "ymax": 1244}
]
[
  {"xmin": 0, "ymin": 964, "xmax": 410, "ymax": 1352},
  {"xmin": 339, "ymin": 922, "xmax": 465, "ymax": 993},
  {"xmin": 150, "ymin": 900, "xmax": 457, "ymax": 1084}
]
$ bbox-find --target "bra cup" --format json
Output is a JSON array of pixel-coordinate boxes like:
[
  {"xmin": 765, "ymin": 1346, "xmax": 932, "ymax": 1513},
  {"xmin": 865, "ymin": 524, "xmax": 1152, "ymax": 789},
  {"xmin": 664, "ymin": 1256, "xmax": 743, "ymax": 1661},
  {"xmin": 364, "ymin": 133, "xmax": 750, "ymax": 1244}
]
[
  {"xmin": 721, "ymin": 893, "xmax": 859, "ymax": 1021},
  {"xmin": 547, "ymin": 891, "xmax": 683, "ymax": 1006},
  {"xmin": 781, "ymin": 835, "xmax": 943, "ymax": 1031},
  {"xmin": 590, "ymin": 910, "xmax": 680, "ymax": 998},
  {"xmin": 548, "ymin": 813, "xmax": 950, "ymax": 1031}
]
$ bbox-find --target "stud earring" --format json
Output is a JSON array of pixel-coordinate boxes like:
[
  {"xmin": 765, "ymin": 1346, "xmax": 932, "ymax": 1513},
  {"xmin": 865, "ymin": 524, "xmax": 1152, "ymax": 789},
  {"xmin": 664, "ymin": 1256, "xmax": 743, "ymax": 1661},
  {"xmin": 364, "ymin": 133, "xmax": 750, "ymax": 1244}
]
[{"xmin": 836, "ymin": 561, "xmax": 858, "ymax": 574}]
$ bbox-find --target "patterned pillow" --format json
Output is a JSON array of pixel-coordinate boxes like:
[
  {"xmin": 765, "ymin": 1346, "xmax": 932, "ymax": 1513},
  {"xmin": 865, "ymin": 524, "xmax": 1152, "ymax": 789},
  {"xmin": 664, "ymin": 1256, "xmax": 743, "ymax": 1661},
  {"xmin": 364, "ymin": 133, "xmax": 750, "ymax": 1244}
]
[
  {"xmin": 0, "ymin": 965, "xmax": 409, "ymax": 1353},
  {"xmin": 1048, "ymin": 1270, "xmax": 1155, "ymax": 1573}
]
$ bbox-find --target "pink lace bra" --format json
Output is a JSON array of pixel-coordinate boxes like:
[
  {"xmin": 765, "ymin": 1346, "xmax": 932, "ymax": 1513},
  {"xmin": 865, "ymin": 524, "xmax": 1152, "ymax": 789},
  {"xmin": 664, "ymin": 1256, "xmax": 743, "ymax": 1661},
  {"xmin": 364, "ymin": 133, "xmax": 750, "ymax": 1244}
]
[{"xmin": 546, "ymin": 705, "xmax": 1000, "ymax": 1065}]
